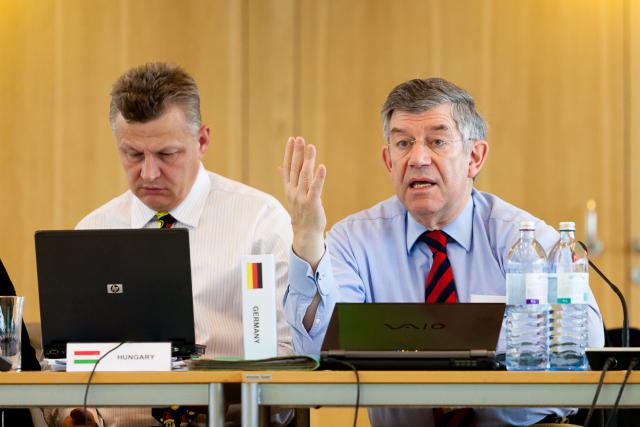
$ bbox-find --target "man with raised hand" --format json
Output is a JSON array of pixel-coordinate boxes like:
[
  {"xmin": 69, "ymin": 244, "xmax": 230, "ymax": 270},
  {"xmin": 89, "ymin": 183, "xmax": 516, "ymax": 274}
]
[{"xmin": 282, "ymin": 77, "xmax": 604, "ymax": 426}]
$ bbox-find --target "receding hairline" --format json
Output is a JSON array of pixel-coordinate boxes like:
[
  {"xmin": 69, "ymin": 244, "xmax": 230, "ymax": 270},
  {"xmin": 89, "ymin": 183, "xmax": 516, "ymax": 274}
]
[{"xmin": 112, "ymin": 103, "xmax": 199, "ymax": 136}]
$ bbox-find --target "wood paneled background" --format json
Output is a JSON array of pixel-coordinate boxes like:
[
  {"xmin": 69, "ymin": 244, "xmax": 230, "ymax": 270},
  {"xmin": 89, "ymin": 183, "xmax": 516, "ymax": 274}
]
[{"xmin": 1, "ymin": 0, "xmax": 638, "ymax": 349}]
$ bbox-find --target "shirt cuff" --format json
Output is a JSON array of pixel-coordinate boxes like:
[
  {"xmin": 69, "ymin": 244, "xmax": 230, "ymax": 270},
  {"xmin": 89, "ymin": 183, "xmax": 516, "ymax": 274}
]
[{"xmin": 288, "ymin": 246, "xmax": 332, "ymax": 297}]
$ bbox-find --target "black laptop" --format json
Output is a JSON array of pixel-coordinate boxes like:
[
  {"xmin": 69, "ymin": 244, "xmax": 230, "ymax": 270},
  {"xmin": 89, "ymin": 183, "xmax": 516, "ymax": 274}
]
[
  {"xmin": 320, "ymin": 302, "xmax": 505, "ymax": 370},
  {"xmin": 35, "ymin": 229, "xmax": 196, "ymax": 358}
]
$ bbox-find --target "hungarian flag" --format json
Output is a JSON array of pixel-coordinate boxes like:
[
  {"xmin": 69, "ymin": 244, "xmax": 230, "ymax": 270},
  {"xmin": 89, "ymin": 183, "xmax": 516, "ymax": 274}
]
[{"xmin": 72, "ymin": 350, "xmax": 100, "ymax": 365}]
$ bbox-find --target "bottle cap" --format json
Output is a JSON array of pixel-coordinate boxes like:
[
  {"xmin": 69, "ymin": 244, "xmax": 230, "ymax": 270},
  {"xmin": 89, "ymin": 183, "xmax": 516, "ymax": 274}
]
[
  {"xmin": 558, "ymin": 221, "xmax": 575, "ymax": 231},
  {"xmin": 519, "ymin": 220, "xmax": 535, "ymax": 230}
]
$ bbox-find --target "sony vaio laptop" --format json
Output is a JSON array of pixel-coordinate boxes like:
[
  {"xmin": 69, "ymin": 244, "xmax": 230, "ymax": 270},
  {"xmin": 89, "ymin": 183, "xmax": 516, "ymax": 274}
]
[
  {"xmin": 320, "ymin": 302, "xmax": 505, "ymax": 370},
  {"xmin": 35, "ymin": 229, "xmax": 196, "ymax": 358}
]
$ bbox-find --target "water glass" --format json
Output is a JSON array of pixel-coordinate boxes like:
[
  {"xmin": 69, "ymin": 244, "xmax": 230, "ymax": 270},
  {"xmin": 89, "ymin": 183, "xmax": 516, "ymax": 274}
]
[{"xmin": 0, "ymin": 296, "xmax": 24, "ymax": 371}]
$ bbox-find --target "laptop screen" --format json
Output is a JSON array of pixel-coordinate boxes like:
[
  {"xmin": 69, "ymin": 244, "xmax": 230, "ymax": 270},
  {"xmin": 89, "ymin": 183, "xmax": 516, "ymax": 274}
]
[
  {"xmin": 321, "ymin": 302, "xmax": 505, "ymax": 353},
  {"xmin": 35, "ymin": 229, "xmax": 196, "ymax": 358}
]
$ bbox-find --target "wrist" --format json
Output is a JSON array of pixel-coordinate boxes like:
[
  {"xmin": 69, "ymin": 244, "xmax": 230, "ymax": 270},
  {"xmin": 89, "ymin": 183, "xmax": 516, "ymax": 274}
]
[{"xmin": 292, "ymin": 233, "xmax": 325, "ymax": 270}]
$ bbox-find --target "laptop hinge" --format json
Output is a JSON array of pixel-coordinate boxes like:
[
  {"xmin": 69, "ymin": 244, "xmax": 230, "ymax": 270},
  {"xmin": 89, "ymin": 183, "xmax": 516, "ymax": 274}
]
[{"xmin": 469, "ymin": 349, "xmax": 495, "ymax": 357}]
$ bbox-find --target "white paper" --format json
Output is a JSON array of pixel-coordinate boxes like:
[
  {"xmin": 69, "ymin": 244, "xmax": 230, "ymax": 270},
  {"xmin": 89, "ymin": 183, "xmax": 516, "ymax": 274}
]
[{"xmin": 470, "ymin": 294, "xmax": 506, "ymax": 303}]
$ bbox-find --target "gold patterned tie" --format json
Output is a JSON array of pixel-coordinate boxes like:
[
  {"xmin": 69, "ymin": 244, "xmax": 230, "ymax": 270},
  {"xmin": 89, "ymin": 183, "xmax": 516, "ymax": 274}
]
[{"xmin": 155, "ymin": 212, "xmax": 177, "ymax": 229}]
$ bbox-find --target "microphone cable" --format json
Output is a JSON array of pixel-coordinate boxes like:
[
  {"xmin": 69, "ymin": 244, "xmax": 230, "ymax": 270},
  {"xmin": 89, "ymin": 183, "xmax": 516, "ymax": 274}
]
[
  {"xmin": 605, "ymin": 357, "xmax": 639, "ymax": 427},
  {"xmin": 323, "ymin": 358, "xmax": 360, "ymax": 427},
  {"xmin": 82, "ymin": 342, "xmax": 127, "ymax": 426},
  {"xmin": 584, "ymin": 357, "xmax": 616, "ymax": 427}
]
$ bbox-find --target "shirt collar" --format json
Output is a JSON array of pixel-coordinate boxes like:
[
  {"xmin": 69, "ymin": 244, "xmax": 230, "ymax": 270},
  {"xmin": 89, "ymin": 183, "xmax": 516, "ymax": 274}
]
[
  {"xmin": 406, "ymin": 193, "xmax": 474, "ymax": 254},
  {"xmin": 130, "ymin": 163, "xmax": 211, "ymax": 228}
]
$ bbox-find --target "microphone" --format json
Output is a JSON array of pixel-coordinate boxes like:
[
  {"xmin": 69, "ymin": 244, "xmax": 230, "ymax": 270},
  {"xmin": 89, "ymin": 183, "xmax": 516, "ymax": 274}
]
[
  {"xmin": 577, "ymin": 240, "xmax": 629, "ymax": 348},
  {"xmin": 577, "ymin": 241, "xmax": 638, "ymax": 370}
]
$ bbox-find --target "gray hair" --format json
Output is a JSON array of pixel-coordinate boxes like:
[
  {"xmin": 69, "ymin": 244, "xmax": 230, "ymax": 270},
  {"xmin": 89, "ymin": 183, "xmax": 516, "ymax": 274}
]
[
  {"xmin": 109, "ymin": 62, "xmax": 201, "ymax": 135},
  {"xmin": 381, "ymin": 78, "xmax": 487, "ymax": 151}
]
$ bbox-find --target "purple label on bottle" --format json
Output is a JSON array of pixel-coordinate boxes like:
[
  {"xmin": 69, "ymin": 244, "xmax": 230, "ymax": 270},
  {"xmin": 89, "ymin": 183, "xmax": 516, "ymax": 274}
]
[{"xmin": 526, "ymin": 299, "xmax": 539, "ymax": 304}]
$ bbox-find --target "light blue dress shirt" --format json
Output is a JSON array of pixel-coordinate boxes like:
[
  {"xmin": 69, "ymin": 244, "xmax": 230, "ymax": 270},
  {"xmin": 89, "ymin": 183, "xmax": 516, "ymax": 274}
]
[{"xmin": 284, "ymin": 190, "xmax": 605, "ymax": 427}]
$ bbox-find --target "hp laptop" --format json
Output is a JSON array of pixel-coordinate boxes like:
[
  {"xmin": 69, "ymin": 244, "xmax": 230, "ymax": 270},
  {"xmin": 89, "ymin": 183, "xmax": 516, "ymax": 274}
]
[
  {"xmin": 320, "ymin": 302, "xmax": 505, "ymax": 370},
  {"xmin": 35, "ymin": 229, "xmax": 196, "ymax": 358}
]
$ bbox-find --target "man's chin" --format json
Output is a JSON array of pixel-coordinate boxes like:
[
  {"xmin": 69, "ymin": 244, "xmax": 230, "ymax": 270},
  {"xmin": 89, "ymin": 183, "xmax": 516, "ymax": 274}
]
[
  {"xmin": 136, "ymin": 193, "xmax": 173, "ymax": 212},
  {"xmin": 404, "ymin": 196, "xmax": 442, "ymax": 215},
  {"xmin": 405, "ymin": 201, "xmax": 444, "ymax": 225}
]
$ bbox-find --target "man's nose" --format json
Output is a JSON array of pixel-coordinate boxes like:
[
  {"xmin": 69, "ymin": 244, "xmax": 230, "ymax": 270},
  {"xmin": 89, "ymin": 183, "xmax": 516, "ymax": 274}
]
[
  {"xmin": 407, "ymin": 141, "xmax": 432, "ymax": 167},
  {"xmin": 140, "ymin": 154, "xmax": 160, "ymax": 181}
]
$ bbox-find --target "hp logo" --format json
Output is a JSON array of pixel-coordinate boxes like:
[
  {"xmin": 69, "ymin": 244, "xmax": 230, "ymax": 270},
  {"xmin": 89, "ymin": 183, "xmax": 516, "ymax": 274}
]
[{"xmin": 107, "ymin": 284, "xmax": 123, "ymax": 294}]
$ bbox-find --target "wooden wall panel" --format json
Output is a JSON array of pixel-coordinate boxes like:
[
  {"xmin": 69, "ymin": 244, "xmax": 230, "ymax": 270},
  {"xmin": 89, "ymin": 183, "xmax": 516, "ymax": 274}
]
[
  {"xmin": 245, "ymin": 0, "xmax": 296, "ymax": 199},
  {"xmin": 299, "ymin": 0, "xmax": 437, "ymax": 226},
  {"xmin": 629, "ymin": 0, "xmax": 640, "ymax": 328},
  {"xmin": 0, "ymin": 0, "xmax": 635, "ymax": 347},
  {"xmin": 477, "ymin": 0, "xmax": 626, "ymax": 327},
  {"xmin": 0, "ymin": 0, "xmax": 57, "ymax": 330},
  {"xmin": 125, "ymin": 0, "xmax": 245, "ymax": 181},
  {"xmin": 55, "ymin": 0, "xmax": 128, "ymax": 225}
]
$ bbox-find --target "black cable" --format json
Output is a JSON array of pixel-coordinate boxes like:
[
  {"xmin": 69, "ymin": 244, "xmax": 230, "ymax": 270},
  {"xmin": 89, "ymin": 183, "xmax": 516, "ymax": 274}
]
[
  {"xmin": 324, "ymin": 358, "xmax": 360, "ymax": 427},
  {"xmin": 605, "ymin": 357, "xmax": 639, "ymax": 427},
  {"xmin": 577, "ymin": 240, "xmax": 630, "ymax": 347},
  {"xmin": 82, "ymin": 342, "xmax": 127, "ymax": 426},
  {"xmin": 584, "ymin": 357, "xmax": 616, "ymax": 427},
  {"xmin": 600, "ymin": 407, "xmax": 604, "ymax": 427}
]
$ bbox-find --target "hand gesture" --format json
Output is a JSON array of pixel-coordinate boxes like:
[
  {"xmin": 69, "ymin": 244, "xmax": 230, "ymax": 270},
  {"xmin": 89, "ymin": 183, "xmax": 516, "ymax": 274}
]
[{"xmin": 281, "ymin": 137, "xmax": 327, "ymax": 269}]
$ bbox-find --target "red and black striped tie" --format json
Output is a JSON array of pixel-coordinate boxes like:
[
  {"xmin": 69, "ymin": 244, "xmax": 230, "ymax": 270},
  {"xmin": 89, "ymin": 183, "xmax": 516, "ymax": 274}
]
[
  {"xmin": 422, "ymin": 230, "xmax": 457, "ymax": 303},
  {"xmin": 422, "ymin": 230, "xmax": 476, "ymax": 427}
]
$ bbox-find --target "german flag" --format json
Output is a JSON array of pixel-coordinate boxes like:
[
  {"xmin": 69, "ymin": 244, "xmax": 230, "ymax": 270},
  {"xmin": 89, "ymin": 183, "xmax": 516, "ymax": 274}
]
[{"xmin": 247, "ymin": 262, "xmax": 263, "ymax": 289}]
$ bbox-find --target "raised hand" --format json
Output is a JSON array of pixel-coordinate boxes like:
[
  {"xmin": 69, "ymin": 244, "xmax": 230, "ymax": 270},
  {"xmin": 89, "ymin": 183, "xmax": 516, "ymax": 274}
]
[{"xmin": 281, "ymin": 137, "xmax": 327, "ymax": 270}]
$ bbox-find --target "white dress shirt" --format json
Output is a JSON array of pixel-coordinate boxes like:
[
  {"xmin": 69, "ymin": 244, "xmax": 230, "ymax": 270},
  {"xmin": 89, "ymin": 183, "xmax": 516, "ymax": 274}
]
[{"xmin": 44, "ymin": 163, "xmax": 292, "ymax": 427}]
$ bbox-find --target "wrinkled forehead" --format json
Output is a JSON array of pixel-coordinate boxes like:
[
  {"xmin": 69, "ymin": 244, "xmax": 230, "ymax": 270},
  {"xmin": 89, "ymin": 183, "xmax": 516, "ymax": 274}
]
[
  {"xmin": 114, "ymin": 108, "xmax": 197, "ymax": 150},
  {"xmin": 388, "ymin": 104, "xmax": 460, "ymax": 137}
]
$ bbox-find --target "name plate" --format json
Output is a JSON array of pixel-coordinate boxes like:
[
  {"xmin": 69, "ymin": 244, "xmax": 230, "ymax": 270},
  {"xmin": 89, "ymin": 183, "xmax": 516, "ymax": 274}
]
[
  {"xmin": 241, "ymin": 254, "xmax": 277, "ymax": 360},
  {"xmin": 66, "ymin": 342, "xmax": 171, "ymax": 372}
]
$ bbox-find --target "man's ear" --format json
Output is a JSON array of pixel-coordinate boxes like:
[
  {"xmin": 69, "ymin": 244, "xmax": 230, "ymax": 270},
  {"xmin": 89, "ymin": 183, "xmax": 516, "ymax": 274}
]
[
  {"xmin": 468, "ymin": 139, "xmax": 489, "ymax": 179},
  {"xmin": 198, "ymin": 125, "xmax": 211, "ymax": 157},
  {"xmin": 382, "ymin": 144, "xmax": 393, "ymax": 173}
]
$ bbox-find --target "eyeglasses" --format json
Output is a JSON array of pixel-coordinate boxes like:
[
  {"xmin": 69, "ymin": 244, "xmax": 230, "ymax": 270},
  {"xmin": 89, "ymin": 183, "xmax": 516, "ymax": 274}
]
[{"xmin": 387, "ymin": 136, "xmax": 468, "ymax": 157}]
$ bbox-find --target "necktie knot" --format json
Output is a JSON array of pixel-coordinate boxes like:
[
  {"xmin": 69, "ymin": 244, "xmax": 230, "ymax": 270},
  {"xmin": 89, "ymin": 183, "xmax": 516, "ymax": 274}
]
[
  {"xmin": 421, "ymin": 230, "xmax": 448, "ymax": 254},
  {"xmin": 155, "ymin": 212, "xmax": 177, "ymax": 229}
]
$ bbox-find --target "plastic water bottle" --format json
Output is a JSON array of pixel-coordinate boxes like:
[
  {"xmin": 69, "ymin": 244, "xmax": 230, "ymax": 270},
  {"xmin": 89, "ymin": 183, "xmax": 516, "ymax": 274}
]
[
  {"xmin": 505, "ymin": 221, "xmax": 549, "ymax": 370},
  {"xmin": 548, "ymin": 221, "xmax": 589, "ymax": 370}
]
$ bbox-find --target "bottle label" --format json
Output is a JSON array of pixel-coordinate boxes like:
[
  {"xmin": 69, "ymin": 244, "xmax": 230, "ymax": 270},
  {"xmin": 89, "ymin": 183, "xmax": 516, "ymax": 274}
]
[
  {"xmin": 556, "ymin": 272, "xmax": 589, "ymax": 304},
  {"xmin": 506, "ymin": 273, "xmax": 524, "ymax": 305},
  {"xmin": 525, "ymin": 273, "xmax": 548, "ymax": 304},
  {"xmin": 506, "ymin": 273, "xmax": 548, "ymax": 304}
]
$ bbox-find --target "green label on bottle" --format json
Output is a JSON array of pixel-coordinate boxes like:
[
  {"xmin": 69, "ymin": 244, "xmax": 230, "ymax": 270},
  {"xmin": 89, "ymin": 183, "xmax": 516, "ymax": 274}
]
[{"xmin": 557, "ymin": 272, "xmax": 589, "ymax": 304}]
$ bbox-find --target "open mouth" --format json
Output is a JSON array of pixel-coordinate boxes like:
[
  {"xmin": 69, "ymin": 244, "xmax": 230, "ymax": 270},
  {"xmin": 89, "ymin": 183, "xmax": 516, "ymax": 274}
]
[{"xmin": 409, "ymin": 179, "xmax": 436, "ymax": 189}]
